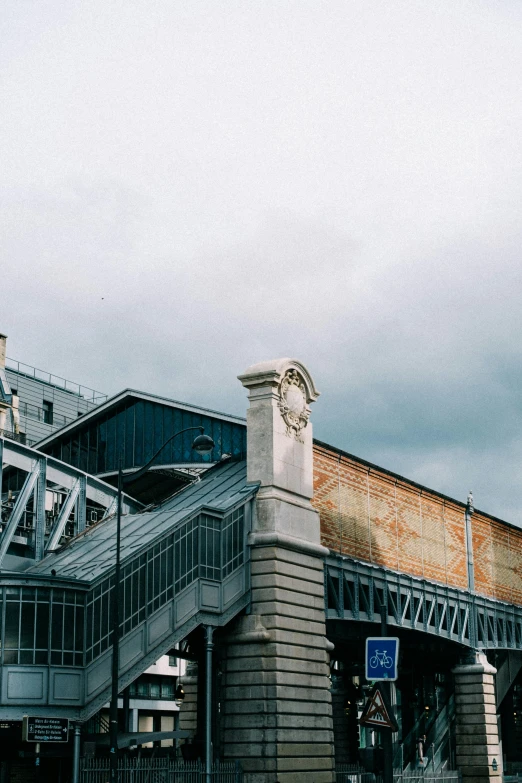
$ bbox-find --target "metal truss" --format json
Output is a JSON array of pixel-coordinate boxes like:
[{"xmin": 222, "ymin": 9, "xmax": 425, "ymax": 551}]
[
  {"xmin": 0, "ymin": 436, "xmax": 142, "ymax": 567},
  {"xmin": 325, "ymin": 554, "xmax": 522, "ymax": 651}
]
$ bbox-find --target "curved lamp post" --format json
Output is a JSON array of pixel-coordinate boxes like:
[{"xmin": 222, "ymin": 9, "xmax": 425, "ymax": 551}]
[{"xmin": 109, "ymin": 426, "xmax": 215, "ymax": 782}]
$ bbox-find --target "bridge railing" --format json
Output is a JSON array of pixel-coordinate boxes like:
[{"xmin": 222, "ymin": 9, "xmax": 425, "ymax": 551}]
[{"xmin": 325, "ymin": 554, "xmax": 522, "ymax": 650}]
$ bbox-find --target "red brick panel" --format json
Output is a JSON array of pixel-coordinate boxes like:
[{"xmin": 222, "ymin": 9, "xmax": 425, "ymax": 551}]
[
  {"xmin": 367, "ymin": 473, "xmax": 398, "ymax": 569},
  {"xmin": 472, "ymin": 514, "xmax": 522, "ymax": 605},
  {"xmin": 313, "ymin": 443, "xmax": 522, "ymax": 605},
  {"xmin": 339, "ymin": 462, "xmax": 371, "ymax": 563},
  {"xmin": 491, "ymin": 519, "xmax": 512, "ymax": 603},
  {"xmin": 442, "ymin": 503, "xmax": 467, "ymax": 589},
  {"xmin": 313, "ymin": 444, "xmax": 468, "ymax": 590},
  {"xmin": 472, "ymin": 513, "xmax": 493, "ymax": 598},
  {"xmin": 395, "ymin": 483, "xmax": 424, "ymax": 578},
  {"xmin": 509, "ymin": 528, "xmax": 522, "ymax": 606},
  {"xmin": 313, "ymin": 449, "xmax": 340, "ymax": 552},
  {"xmin": 421, "ymin": 495, "xmax": 447, "ymax": 584}
]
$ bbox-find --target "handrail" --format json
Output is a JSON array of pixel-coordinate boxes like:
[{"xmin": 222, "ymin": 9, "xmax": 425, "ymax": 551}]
[
  {"xmin": 6, "ymin": 357, "xmax": 107, "ymax": 403},
  {"xmin": 395, "ymin": 694, "xmax": 455, "ymax": 770}
]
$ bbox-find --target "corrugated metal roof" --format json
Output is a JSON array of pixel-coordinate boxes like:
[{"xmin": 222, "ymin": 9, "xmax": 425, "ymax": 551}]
[
  {"xmin": 28, "ymin": 459, "xmax": 255, "ymax": 583},
  {"xmin": 35, "ymin": 388, "xmax": 246, "ymax": 448}
]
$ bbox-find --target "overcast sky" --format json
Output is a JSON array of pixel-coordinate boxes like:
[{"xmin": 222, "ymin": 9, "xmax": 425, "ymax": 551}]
[{"xmin": 2, "ymin": 1, "xmax": 522, "ymax": 522}]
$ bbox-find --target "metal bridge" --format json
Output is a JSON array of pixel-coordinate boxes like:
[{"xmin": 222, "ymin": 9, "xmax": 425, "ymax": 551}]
[
  {"xmin": 325, "ymin": 554, "xmax": 522, "ymax": 650},
  {"xmin": 0, "ymin": 436, "xmax": 142, "ymax": 566},
  {"xmin": 4, "ymin": 435, "xmax": 522, "ymax": 728}
]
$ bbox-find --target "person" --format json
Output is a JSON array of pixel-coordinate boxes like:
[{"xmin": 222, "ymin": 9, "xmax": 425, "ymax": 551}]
[{"xmin": 417, "ymin": 734, "xmax": 427, "ymax": 767}]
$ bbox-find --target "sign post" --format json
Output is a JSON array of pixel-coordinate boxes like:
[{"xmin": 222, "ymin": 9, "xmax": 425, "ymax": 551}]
[
  {"xmin": 363, "ymin": 613, "xmax": 399, "ymax": 783},
  {"xmin": 22, "ymin": 716, "xmax": 69, "ymax": 744}
]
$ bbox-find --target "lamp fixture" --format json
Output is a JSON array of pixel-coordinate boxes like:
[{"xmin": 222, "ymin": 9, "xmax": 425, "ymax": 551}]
[
  {"xmin": 191, "ymin": 432, "xmax": 215, "ymax": 456},
  {"xmin": 175, "ymin": 683, "xmax": 185, "ymax": 708}
]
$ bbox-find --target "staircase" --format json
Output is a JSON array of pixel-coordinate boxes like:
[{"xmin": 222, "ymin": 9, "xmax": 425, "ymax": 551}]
[
  {"xmin": 0, "ymin": 459, "xmax": 257, "ymax": 721},
  {"xmin": 395, "ymin": 695, "xmax": 455, "ymax": 775}
]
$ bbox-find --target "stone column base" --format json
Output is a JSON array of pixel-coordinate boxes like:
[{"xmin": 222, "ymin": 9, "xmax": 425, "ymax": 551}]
[{"xmin": 453, "ymin": 652, "xmax": 501, "ymax": 782}]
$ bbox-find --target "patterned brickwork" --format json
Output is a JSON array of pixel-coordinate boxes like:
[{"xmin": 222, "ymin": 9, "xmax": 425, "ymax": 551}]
[
  {"xmin": 313, "ymin": 444, "xmax": 468, "ymax": 591},
  {"xmin": 472, "ymin": 512, "xmax": 522, "ymax": 605}
]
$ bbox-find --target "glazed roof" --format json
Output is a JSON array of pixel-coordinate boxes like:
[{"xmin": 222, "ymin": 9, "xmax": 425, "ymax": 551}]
[{"xmin": 28, "ymin": 459, "xmax": 255, "ymax": 583}]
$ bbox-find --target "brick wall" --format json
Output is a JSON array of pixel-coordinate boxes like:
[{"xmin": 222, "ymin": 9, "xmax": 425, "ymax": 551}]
[
  {"xmin": 313, "ymin": 443, "xmax": 471, "ymax": 593},
  {"xmin": 472, "ymin": 512, "xmax": 522, "ymax": 605}
]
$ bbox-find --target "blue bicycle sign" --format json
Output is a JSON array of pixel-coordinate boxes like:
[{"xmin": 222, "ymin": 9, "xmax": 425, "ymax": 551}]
[
  {"xmin": 369, "ymin": 649, "xmax": 393, "ymax": 670},
  {"xmin": 365, "ymin": 637, "xmax": 399, "ymax": 681}
]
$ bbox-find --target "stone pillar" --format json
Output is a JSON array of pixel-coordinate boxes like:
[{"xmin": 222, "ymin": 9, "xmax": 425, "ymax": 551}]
[
  {"xmin": 220, "ymin": 359, "xmax": 335, "ymax": 783},
  {"xmin": 453, "ymin": 651, "xmax": 501, "ymax": 782}
]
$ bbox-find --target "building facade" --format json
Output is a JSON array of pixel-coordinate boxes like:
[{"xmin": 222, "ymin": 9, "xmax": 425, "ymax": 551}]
[{"xmin": 0, "ymin": 334, "xmax": 106, "ymax": 446}]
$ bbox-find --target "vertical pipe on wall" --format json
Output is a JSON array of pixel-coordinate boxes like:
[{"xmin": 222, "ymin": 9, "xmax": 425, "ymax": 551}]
[
  {"xmin": 337, "ymin": 454, "xmax": 342, "ymax": 555},
  {"xmin": 72, "ymin": 724, "xmax": 81, "ymax": 783},
  {"xmin": 394, "ymin": 479, "xmax": 399, "ymax": 571},
  {"xmin": 109, "ymin": 459, "xmax": 123, "ymax": 783},
  {"xmin": 465, "ymin": 492, "xmax": 475, "ymax": 592},
  {"xmin": 205, "ymin": 625, "xmax": 214, "ymax": 783},
  {"xmin": 367, "ymin": 469, "xmax": 372, "ymax": 563}
]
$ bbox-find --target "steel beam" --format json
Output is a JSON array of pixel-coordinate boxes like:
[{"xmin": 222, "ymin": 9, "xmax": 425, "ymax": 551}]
[
  {"xmin": 1, "ymin": 437, "xmax": 142, "ymax": 562},
  {"xmin": 0, "ymin": 461, "xmax": 39, "ymax": 567},
  {"xmin": 46, "ymin": 479, "xmax": 81, "ymax": 552},
  {"xmin": 76, "ymin": 475, "xmax": 87, "ymax": 534},
  {"xmin": 34, "ymin": 457, "xmax": 47, "ymax": 561},
  {"xmin": 1, "ymin": 437, "xmax": 141, "ymax": 516},
  {"xmin": 326, "ymin": 555, "xmax": 522, "ymax": 651},
  {"xmin": 0, "ymin": 438, "xmax": 3, "ymax": 504}
]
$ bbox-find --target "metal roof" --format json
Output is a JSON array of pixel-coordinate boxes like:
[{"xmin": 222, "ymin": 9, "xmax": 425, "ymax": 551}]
[
  {"xmin": 28, "ymin": 459, "xmax": 256, "ymax": 583},
  {"xmin": 35, "ymin": 388, "xmax": 246, "ymax": 449}
]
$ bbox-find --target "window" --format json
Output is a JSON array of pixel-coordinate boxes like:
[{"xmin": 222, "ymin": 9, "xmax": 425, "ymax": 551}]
[
  {"xmin": 2, "ymin": 586, "xmax": 84, "ymax": 666},
  {"xmin": 129, "ymin": 676, "xmax": 176, "ymax": 700},
  {"xmin": 43, "ymin": 401, "xmax": 53, "ymax": 425},
  {"xmin": 168, "ymin": 655, "xmax": 178, "ymax": 667},
  {"xmin": 161, "ymin": 680, "xmax": 174, "ymax": 699}
]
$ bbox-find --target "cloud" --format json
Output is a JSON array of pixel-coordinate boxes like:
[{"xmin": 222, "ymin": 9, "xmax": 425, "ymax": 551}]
[{"xmin": 1, "ymin": 1, "xmax": 522, "ymax": 522}]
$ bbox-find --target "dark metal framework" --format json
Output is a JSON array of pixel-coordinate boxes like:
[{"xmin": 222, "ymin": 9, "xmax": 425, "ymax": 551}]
[
  {"xmin": 0, "ymin": 437, "xmax": 141, "ymax": 565},
  {"xmin": 325, "ymin": 554, "xmax": 522, "ymax": 650}
]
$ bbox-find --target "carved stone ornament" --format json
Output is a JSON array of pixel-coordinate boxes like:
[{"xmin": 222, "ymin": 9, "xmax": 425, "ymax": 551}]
[{"xmin": 278, "ymin": 369, "xmax": 310, "ymax": 440}]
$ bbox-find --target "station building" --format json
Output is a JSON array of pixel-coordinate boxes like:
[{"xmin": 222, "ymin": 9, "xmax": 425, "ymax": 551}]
[{"xmin": 1, "ymin": 339, "xmax": 522, "ymax": 782}]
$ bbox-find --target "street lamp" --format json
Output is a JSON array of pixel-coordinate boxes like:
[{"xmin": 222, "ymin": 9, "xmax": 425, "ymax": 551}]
[
  {"xmin": 109, "ymin": 426, "xmax": 215, "ymax": 782},
  {"xmin": 174, "ymin": 683, "xmax": 185, "ymax": 709}
]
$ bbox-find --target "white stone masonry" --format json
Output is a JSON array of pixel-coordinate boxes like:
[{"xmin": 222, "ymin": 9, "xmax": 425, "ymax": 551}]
[{"xmin": 220, "ymin": 359, "xmax": 335, "ymax": 783}]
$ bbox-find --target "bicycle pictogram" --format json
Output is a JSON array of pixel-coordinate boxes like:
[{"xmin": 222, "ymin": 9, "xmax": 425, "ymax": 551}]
[{"xmin": 369, "ymin": 649, "xmax": 393, "ymax": 669}]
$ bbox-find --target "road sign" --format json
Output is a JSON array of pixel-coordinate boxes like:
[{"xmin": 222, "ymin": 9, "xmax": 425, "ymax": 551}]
[
  {"xmin": 22, "ymin": 716, "xmax": 69, "ymax": 743},
  {"xmin": 359, "ymin": 686, "xmax": 398, "ymax": 731},
  {"xmin": 365, "ymin": 637, "xmax": 399, "ymax": 681}
]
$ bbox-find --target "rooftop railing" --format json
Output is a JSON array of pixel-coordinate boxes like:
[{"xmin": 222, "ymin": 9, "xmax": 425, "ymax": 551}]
[
  {"xmin": 0, "ymin": 428, "xmax": 27, "ymax": 445},
  {"xmin": 6, "ymin": 357, "xmax": 107, "ymax": 404}
]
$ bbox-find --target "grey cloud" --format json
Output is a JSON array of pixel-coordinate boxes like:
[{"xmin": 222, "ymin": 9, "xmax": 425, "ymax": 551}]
[{"xmin": 2, "ymin": 1, "xmax": 522, "ymax": 523}]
